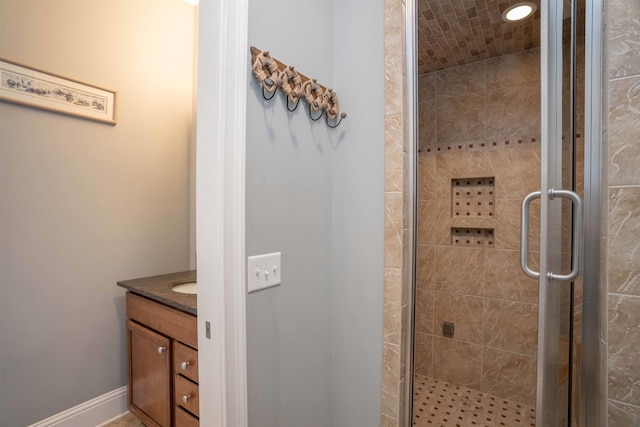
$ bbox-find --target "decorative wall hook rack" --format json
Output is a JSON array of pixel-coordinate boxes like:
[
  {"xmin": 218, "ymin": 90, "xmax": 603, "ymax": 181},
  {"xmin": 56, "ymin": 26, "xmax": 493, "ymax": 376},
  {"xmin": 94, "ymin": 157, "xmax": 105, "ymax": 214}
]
[{"xmin": 250, "ymin": 46, "xmax": 347, "ymax": 128}]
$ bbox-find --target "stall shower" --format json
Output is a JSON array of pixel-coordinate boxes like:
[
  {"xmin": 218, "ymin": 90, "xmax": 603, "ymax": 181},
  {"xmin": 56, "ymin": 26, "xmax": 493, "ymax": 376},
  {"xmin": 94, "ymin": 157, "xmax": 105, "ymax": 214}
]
[
  {"xmin": 414, "ymin": 47, "xmax": 543, "ymax": 425},
  {"xmin": 411, "ymin": 1, "xmax": 584, "ymax": 425}
]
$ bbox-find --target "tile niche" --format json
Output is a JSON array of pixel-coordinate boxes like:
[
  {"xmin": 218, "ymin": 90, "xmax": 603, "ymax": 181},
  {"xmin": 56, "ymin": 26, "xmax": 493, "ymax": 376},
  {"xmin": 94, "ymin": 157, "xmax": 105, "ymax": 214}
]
[
  {"xmin": 451, "ymin": 177, "xmax": 495, "ymax": 247},
  {"xmin": 452, "ymin": 177, "xmax": 495, "ymax": 219}
]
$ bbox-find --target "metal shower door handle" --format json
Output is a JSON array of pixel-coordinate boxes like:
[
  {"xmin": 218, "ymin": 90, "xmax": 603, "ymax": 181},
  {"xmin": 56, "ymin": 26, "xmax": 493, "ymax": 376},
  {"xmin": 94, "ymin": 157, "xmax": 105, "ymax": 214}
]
[
  {"xmin": 521, "ymin": 191, "xmax": 541, "ymax": 279},
  {"xmin": 547, "ymin": 189, "xmax": 583, "ymax": 282},
  {"xmin": 521, "ymin": 189, "xmax": 583, "ymax": 282}
]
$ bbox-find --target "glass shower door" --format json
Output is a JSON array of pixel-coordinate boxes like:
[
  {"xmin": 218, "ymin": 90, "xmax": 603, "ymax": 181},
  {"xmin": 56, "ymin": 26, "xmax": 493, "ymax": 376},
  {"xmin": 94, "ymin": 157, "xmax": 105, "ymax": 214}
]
[{"xmin": 521, "ymin": 0, "xmax": 583, "ymax": 425}]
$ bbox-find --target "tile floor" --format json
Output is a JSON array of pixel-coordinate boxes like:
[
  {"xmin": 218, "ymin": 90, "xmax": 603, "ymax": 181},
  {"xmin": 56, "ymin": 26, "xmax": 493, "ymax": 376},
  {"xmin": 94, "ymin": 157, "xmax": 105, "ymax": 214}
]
[
  {"xmin": 106, "ymin": 376, "xmax": 537, "ymax": 427},
  {"xmin": 102, "ymin": 412, "xmax": 144, "ymax": 427},
  {"xmin": 413, "ymin": 374, "xmax": 536, "ymax": 427}
]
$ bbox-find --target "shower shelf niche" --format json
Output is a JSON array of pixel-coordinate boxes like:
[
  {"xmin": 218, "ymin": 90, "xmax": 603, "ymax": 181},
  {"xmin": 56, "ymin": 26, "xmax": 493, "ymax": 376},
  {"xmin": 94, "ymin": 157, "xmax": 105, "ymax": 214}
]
[
  {"xmin": 452, "ymin": 177, "xmax": 495, "ymax": 218},
  {"xmin": 451, "ymin": 228, "xmax": 494, "ymax": 247},
  {"xmin": 450, "ymin": 177, "xmax": 496, "ymax": 247}
]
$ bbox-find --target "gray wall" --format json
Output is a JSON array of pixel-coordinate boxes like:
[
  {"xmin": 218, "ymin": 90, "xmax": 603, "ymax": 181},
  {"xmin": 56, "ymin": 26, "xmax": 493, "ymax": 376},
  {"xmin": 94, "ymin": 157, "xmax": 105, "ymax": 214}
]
[
  {"xmin": 0, "ymin": 1, "xmax": 194, "ymax": 425},
  {"xmin": 246, "ymin": 2, "xmax": 334, "ymax": 426},
  {"xmin": 331, "ymin": 2, "xmax": 385, "ymax": 425},
  {"xmin": 245, "ymin": 1, "xmax": 384, "ymax": 426}
]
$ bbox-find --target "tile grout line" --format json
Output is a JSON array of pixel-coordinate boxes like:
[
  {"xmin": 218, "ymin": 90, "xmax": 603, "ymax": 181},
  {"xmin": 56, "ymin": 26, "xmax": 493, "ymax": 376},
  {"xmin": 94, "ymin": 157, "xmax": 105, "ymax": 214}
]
[
  {"xmin": 607, "ymin": 184, "xmax": 640, "ymax": 189},
  {"xmin": 608, "ymin": 398, "xmax": 640, "ymax": 410},
  {"xmin": 608, "ymin": 292, "xmax": 640, "ymax": 299},
  {"xmin": 608, "ymin": 73, "xmax": 640, "ymax": 83}
]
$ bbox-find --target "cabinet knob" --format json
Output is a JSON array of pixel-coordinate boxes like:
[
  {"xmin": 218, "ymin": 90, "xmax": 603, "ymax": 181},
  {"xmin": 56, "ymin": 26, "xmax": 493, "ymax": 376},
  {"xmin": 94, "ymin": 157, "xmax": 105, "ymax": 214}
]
[
  {"xmin": 182, "ymin": 394, "xmax": 191, "ymax": 403},
  {"xmin": 181, "ymin": 361, "xmax": 190, "ymax": 370},
  {"xmin": 157, "ymin": 346, "xmax": 166, "ymax": 354}
]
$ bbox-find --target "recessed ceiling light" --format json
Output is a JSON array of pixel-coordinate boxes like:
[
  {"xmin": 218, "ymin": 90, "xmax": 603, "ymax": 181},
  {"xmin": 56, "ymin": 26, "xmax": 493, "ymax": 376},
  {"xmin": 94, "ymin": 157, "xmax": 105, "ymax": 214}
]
[{"xmin": 502, "ymin": 2, "xmax": 537, "ymax": 22}]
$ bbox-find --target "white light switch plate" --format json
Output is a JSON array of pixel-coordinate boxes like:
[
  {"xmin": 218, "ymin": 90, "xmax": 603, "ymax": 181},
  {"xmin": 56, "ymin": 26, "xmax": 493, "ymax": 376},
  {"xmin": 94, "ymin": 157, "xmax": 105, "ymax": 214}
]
[{"xmin": 247, "ymin": 252, "xmax": 281, "ymax": 293}]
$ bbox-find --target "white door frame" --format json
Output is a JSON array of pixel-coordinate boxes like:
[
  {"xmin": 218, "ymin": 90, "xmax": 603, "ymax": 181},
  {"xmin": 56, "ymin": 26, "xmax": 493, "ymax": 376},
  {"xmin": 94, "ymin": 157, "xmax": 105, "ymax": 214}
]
[{"xmin": 195, "ymin": 1, "xmax": 249, "ymax": 426}]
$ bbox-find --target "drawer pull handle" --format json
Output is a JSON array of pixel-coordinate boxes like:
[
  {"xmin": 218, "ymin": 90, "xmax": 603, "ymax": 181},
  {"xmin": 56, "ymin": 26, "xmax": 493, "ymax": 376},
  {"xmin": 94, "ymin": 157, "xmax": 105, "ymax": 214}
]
[
  {"xmin": 157, "ymin": 346, "xmax": 166, "ymax": 354},
  {"xmin": 182, "ymin": 394, "xmax": 191, "ymax": 403},
  {"xmin": 181, "ymin": 361, "xmax": 190, "ymax": 370}
]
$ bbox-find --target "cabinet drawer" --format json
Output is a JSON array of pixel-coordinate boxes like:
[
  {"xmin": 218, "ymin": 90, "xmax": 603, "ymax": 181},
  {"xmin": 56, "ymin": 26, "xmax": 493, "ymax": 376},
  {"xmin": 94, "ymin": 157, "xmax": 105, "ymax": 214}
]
[
  {"xmin": 173, "ymin": 341, "xmax": 198, "ymax": 383},
  {"xmin": 126, "ymin": 292, "xmax": 197, "ymax": 349},
  {"xmin": 175, "ymin": 374, "xmax": 199, "ymax": 417},
  {"xmin": 175, "ymin": 406, "xmax": 199, "ymax": 427}
]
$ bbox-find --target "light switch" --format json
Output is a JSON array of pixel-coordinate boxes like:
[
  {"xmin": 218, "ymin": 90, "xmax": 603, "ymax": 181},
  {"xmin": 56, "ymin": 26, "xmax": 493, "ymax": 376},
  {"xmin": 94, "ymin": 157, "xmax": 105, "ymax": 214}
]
[{"xmin": 247, "ymin": 252, "xmax": 281, "ymax": 293}]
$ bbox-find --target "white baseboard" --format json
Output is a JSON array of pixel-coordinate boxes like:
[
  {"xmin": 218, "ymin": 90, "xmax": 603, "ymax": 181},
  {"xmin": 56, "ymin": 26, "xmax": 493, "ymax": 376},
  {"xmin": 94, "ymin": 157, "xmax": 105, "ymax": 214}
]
[{"xmin": 28, "ymin": 386, "xmax": 128, "ymax": 427}]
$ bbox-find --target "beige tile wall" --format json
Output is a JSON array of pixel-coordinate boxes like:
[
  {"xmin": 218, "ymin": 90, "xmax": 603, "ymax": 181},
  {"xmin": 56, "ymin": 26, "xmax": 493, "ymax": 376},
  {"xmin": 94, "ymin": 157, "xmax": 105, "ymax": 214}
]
[
  {"xmin": 415, "ymin": 48, "xmax": 542, "ymax": 407},
  {"xmin": 606, "ymin": 1, "xmax": 640, "ymax": 424},
  {"xmin": 382, "ymin": 0, "xmax": 407, "ymax": 425}
]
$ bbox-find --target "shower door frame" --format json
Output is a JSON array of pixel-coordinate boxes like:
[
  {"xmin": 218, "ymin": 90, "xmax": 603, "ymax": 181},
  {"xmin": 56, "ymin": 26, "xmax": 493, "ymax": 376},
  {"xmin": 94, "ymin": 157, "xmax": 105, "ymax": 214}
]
[
  {"xmin": 579, "ymin": 0, "xmax": 606, "ymax": 425},
  {"xmin": 536, "ymin": 0, "xmax": 568, "ymax": 423},
  {"xmin": 404, "ymin": 0, "xmax": 606, "ymax": 425},
  {"xmin": 537, "ymin": 0, "xmax": 606, "ymax": 425}
]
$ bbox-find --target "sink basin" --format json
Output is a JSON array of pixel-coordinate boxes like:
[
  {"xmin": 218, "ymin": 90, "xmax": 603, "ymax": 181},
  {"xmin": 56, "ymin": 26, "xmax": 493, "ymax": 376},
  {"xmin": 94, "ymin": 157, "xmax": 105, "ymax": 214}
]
[{"xmin": 172, "ymin": 282, "xmax": 197, "ymax": 295}]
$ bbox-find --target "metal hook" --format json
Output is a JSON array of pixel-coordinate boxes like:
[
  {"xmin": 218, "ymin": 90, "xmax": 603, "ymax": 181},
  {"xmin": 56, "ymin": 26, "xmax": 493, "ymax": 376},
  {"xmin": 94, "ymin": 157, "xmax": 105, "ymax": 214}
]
[
  {"xmin": 262, "ymin": 84, "xmax": 277, "ymax": 100},
  {"xmin": 308, "ymin": 103, "xmax": 324, "ymax": 121},
  {"xmin": 326, "ymin": 112, "xmax": 347, "ymax": 128},
  {"xmin": 287, "ymin": 97, "xmax": 300, "ymax": 112}
]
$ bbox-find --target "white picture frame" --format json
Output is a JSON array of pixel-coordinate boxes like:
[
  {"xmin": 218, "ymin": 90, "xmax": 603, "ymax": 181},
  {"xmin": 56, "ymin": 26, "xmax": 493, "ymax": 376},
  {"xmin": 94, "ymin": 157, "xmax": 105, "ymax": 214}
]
[{"xmin": 0, "ymin": 57, "xmax": 117, "ymax": 125}]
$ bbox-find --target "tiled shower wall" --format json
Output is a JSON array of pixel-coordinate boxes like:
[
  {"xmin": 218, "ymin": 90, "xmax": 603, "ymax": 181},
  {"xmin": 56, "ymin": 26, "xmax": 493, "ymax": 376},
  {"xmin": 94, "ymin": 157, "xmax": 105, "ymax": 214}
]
[
  {"xmin": 605, "ymin": 0, "xmax": 640, "ymax": 424},
  {"xmin": 414, "ymin": 48, "xmax": 542, "ymax": 407},
  {"xmin": 381, "ymin": 0, "xmax": 407, "ymax": 426}
]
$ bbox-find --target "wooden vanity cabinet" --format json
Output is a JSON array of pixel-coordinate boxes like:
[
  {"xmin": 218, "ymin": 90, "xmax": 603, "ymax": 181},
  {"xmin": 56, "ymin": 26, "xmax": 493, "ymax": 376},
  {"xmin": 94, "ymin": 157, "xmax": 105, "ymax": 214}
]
[{"xmin": 126, "ymin": 292, "xmax": 199, "ymax": 427}]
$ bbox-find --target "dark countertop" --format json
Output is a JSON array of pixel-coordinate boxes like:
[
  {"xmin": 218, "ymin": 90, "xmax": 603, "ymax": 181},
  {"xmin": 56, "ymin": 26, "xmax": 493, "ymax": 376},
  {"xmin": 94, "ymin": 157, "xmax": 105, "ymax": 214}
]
[{"xmin": 117, "ymin": 270, "xmax": 197, "ymax": 315}]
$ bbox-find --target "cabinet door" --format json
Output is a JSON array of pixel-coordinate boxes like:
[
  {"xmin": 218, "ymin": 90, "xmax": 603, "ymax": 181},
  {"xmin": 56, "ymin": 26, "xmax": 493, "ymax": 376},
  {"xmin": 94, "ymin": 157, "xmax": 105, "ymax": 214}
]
[{"xmin": 127, "ymin": 320, "xmax": 171, "ymax": 427}]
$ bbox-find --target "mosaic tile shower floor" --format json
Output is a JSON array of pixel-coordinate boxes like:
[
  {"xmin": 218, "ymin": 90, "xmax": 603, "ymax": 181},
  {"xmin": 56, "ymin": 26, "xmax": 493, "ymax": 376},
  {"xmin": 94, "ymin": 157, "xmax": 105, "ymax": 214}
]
[{"xmin": 413, "ymin": 374, "xmax": 536, "ymax": 427}]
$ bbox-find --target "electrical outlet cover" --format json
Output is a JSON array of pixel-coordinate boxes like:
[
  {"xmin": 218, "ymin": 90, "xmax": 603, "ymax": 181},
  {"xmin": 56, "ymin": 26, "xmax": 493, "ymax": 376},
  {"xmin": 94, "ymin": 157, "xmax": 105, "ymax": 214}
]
[{"xmin": 247, "ymin": 252, "xmax": 281, "ymax": 293}]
